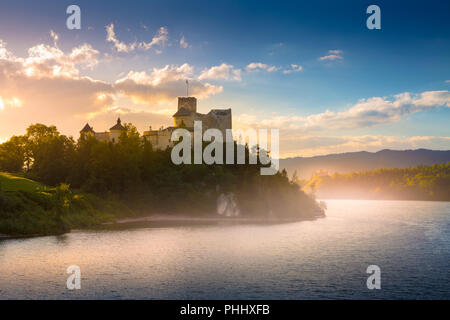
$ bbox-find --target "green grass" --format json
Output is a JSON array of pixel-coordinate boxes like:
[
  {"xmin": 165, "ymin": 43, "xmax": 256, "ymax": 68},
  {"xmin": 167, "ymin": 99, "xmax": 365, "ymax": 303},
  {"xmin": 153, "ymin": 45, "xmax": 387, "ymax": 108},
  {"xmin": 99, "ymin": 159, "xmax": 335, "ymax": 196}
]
[
  {"xmin": 0, "ymin": 172, "xmax": 49, "ymax": 192},
  {"xmin": 0, "ymin": 172, "xmax": 134, "ymax": 236}
]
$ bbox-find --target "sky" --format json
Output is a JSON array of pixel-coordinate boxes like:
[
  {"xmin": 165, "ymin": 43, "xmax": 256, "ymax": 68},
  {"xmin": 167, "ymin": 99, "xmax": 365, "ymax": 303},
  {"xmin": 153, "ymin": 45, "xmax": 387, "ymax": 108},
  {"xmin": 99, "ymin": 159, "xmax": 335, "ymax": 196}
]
[{"xmin": 0, "ymin": 0, "xmax": 449, "ymax": 157}]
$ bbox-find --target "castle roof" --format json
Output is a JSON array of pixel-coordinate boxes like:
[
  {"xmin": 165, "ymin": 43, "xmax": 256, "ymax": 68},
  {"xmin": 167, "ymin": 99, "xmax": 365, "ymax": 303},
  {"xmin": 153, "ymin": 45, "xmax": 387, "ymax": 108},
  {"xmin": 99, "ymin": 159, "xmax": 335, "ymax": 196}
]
[
  {"xmin": 110, "ymin": 118, "xmax": 125, "ymax": 131},
  {"xmin": 172, "ymin": 107, "xmax": 192, "ymax": 117},
  {"xmin": 80, "ymin": 123, "xmax": 94, "ymax": 133}
]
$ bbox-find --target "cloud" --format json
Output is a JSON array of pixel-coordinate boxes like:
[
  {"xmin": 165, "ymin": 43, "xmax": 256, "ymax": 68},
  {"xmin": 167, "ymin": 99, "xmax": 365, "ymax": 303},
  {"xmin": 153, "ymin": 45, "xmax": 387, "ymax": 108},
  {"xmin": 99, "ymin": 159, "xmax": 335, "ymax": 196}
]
[
  {"xmin": 235, "ymin": 90, "xmax": 450, "ymax": 132},
  {"xmin": 114, "ymin": 63, "xmax": 223, "ymax": 104},
  {"xmin": 198, "ymin": 63, "xmax": 242, "ymax": 81},
  {"xmin": 282, "ymin": 64, "xmax": 303, "ymax": 74},
  {"xmin": 446, "ymin": 80, "xmax": 450, "ymax": 84},
  {"xmin": 106, "ymin": 24, "xmax": 137, "ymax": 53},
  {"xmin": 106, "ymin": 24, "xmax": 168, "ymax": 53},
  {"xmin": 139, "ymin": 27, "xmax": 169, "ymax": 50},
  {"xmin": 0, "ymin": 39, "xmax": 108, "ymax": 118},
  {"xmin": 49, "ymin": 30, "xmax": 59, "ymax": 47},
  {"xmin": 318, "ymin": 49, "xmax": 343, "ymax": 61},
  {"xmin": 328, "ymin": 50, "xmax": 342, "ymax": 55},
  {"xmin": 0, "ymin": 36, "xmax": 226, "ymax": 141},
  {"xmin": 179, "ymin": 36, "xmax": 190, "ymax": 48},
  {"xmin": 246, "ymin": 62, "xmax": 278, "ymax": 72},
  {"xmin": 87, "ymin": 106, "xmax": 173, "ymax": 134}
]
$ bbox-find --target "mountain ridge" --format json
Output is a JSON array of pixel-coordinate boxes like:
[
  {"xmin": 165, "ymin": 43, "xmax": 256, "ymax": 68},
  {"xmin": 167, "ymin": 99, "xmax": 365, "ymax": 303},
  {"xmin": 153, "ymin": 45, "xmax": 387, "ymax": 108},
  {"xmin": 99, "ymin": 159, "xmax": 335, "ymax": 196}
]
[{"xmin": 280, "ymin": 149, "xmax": 450, "ymax": 179}]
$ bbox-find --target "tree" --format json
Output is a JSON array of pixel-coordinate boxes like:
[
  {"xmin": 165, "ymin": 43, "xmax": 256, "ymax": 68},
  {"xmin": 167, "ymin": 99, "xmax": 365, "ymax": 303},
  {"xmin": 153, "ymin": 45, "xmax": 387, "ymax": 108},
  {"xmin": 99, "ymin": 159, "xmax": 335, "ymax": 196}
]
[
  {"xmin": 0, "ymin": 136, "xmax": 26, "ymax": 172},
  {"xmin": 24, "ymin": 124, "xmax": 75, "ymax": 186}
]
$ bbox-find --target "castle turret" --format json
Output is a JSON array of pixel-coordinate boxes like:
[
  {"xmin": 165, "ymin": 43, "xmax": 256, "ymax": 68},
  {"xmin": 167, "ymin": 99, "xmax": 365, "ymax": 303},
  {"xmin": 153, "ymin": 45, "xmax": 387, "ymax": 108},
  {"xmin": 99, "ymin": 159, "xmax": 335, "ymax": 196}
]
[
  {"xmin": 109, "ymin": 117, "xmax": 125, "ymax": 132},
  {"xmin": 109, "ymin": 117, "xmax": 125, "ymax": 143},
  {"xmin": 80, "ymin": 123, "xmax": 94, "ymax": 135}
]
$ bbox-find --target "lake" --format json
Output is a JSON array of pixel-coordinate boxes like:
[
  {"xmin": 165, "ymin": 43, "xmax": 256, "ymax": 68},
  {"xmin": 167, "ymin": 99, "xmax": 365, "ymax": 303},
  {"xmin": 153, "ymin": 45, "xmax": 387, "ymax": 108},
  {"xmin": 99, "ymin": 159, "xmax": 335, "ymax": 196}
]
[{"xmin": 0, "ymin": 200, "xmax": 449, "ymax": 299}]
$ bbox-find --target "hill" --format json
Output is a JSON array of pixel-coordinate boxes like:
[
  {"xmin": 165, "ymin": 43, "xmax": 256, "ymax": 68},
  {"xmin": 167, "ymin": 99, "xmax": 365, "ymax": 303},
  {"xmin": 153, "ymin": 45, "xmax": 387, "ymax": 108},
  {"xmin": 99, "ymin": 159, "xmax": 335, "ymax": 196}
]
[
  {"xmin": 0, "ymin": 172, "xmax": 47, "ymax": 192},
  {"xmin": 281, "ymin": 149, "xmax": 450, "ymax": 179},
  {"xmin": 303, "ymin": 162, "xmax": 450, "ymax": 201},
  {"xmin": 0, "ymin": 172, "xmax": 131, "ymax": 236},
  {"xmin": 0, "ymin": 122, "xmax": 324, "ymax": 236}
]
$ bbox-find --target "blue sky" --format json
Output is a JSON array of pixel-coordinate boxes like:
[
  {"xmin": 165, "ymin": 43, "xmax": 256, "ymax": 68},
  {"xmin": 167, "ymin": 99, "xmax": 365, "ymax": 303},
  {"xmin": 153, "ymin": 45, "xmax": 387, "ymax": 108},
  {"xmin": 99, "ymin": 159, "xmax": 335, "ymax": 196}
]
[{"xmin": 0, "ymin": 0, "xmax": 449, "ymax": 156}]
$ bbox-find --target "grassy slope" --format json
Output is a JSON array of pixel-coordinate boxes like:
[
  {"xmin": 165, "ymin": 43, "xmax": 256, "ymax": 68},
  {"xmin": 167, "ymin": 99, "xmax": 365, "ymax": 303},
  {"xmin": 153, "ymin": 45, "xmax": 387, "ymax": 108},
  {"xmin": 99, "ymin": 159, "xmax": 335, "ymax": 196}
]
[
  {"xmin": 0, "ymin": 172, "xmax": 48, "ymax": 192},
  {"xmin": 0, "ymin": 172, "xmax": 134, "ymax": 236}
]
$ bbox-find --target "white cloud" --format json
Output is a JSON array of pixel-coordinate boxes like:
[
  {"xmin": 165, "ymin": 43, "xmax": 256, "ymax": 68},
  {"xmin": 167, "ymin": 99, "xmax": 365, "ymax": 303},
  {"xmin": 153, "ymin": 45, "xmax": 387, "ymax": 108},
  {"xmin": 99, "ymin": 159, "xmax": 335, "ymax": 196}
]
[
  {"xmin": 319, "ymin": 49, "xmax": 343, "ymax": 61},
  {"xmin": 235, "ymin": 90, "xmax": 450, "ymax": 132},
  {"xmin": 106, "ymin": 24, "xmax": 168, "ymax": 53},
  {"xmin": 114, "ymin": 63, "xmax": 223, "ymax": 104},
  {"xmin": 198, "ymin": 63, "xmax": 242, "ymax": 81},
  {"xmin": 139, "ymin": 27, "xmax": 168, "ymax": 50},
  {"xmin": 49, "ymin": 30, "xmax": 59, "ymax": 47},
  {"xmin": 106, "ymin": 24, "xmax": 137, "ymax": 53},
  {"xmin": 0, "ymin": 40, "xmax": 14, "ymax": 60},
  {"xmin": 328, "ymin": 50, "xmax": 342, "ymax": 55},
  {"xmin": 87, "ymin": 106, "xmax": 173, "ymax": 134},
  {"xmin": 246, "ymin": 62, "xmax": 278, "ymax": 72},
  {"xmin": 282, "ymin": 64, "xmax": 303, "ymax": 74},
  {"xmin": 179, "ymin": 35, "xmax": 190, "ymax": 48}
]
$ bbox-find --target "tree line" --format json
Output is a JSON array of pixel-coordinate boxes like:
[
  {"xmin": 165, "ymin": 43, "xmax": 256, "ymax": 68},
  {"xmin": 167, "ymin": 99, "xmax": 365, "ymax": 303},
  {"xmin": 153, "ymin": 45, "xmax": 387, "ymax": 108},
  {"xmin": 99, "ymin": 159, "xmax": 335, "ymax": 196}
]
[{"xmin": 304, "ymin": 163, "xmax": 450, "ymax": 201}]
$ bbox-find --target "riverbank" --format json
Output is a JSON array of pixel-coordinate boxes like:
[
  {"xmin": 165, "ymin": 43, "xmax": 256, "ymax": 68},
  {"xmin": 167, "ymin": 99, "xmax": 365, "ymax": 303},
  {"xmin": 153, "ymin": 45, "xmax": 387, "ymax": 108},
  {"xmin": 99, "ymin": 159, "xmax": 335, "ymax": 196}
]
[
  {"xmin": 98, "ymin": 213, "xmax": 324, "ymax": 230},
  {"xmin": 0, "ymin": 172, "xmax": 133, "ymax": 236},
  {"xmin": 0, "ymin": 172, "xmax": 324, "ymax": 237}
]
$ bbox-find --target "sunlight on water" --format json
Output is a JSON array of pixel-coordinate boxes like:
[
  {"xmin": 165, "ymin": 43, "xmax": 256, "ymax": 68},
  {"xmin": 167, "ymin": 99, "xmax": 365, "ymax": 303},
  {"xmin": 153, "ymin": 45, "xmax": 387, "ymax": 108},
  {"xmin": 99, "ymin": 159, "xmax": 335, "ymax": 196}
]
[{"xmin": 0, "ymin": 200, "xmax": 449, "ymax": 299}]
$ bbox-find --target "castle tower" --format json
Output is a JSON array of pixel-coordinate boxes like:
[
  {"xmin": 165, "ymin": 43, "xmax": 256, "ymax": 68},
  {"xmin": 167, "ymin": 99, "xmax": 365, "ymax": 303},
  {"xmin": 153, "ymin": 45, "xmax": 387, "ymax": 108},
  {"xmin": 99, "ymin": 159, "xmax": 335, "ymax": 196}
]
[
  {"xmin": 178, "ymin": 97, "xmax": 197, "ymax": 113},
  {"xmin": 80, "ymin": 123, "xmax": 94, "ymax": 137},
  {"xmin": 109, "ymin": 117, "xmax": 125, "ymax": 132},
  {"xmin": 109, "ymin": 117, "xmax": 125, "ymax": 143}
]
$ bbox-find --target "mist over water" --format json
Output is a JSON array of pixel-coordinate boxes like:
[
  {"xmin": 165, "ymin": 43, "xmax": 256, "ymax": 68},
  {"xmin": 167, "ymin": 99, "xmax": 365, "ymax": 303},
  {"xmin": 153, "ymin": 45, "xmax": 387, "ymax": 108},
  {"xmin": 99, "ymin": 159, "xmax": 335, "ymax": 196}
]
[{"xmin": 0, "ymin": 200, "xmax": 449, "ymax": 299}]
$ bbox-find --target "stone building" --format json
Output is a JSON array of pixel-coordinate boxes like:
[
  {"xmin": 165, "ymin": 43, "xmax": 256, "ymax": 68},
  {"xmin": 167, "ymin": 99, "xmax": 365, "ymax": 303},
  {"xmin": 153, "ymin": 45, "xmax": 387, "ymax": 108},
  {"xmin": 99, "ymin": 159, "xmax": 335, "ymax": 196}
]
[
  {"xmin": 143, "ymin": 96, "xmax": 231, "ymax": 149},
  {"xmin": 80, "ymin": 118, "xmax": 125, "ymax": 143}
]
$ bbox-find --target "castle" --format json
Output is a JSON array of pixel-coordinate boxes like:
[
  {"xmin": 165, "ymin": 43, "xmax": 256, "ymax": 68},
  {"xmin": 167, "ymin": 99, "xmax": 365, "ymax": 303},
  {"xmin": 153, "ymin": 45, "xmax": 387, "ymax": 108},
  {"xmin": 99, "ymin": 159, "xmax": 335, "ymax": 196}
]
[
  {"xmin": 80, "ymin": 96, "xmax": 232, "ymax": 149},
  {"xmin": 80, "ymin": 117, "xmax": 125, "ymax": 143}
]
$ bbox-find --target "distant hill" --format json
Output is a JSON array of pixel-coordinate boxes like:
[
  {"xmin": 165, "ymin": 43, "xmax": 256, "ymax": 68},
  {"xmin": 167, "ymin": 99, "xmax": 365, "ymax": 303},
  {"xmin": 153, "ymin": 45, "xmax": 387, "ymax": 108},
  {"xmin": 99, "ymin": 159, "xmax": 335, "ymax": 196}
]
[
  {"xmin": 280, "ymin": 149, "xmax": 450, "ymax": 179},
  {"xmin": 302, "ymin": 162, "xmax": 450, "ymax": 201}
]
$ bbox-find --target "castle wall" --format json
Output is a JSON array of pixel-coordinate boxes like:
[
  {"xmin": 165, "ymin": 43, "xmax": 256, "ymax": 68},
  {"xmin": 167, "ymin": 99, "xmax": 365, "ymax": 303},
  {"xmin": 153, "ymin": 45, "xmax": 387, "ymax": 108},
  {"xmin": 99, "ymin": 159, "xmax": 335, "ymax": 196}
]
[
  {"xmin": 109, "ymin": 130, "xmax": 122, "ymax": 143},
  {"xmin": 94, "ymin": 132, "xmax": 110, "ymax": 142},
  {"xmin": 174, "ymin": 113, "xmax": 200, "ymax": 128},
  {"xmin": 143, "ymin": 129, "xmax": 174, "ymax": 150},
  {"xmin": 204, "ymin": 109, "xmax": 232, "ymax": 136}
]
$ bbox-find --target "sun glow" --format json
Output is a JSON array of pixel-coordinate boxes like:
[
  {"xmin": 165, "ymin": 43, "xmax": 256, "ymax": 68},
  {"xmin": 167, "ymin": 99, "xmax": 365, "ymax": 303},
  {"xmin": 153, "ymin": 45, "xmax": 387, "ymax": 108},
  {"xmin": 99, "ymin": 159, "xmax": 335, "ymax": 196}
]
[
  {"xmin": 97, "ymin": 93, "xmax": 107, "ymax": 100},
  {"xmin": 25, "ymin": 67, "xmax": 34, "ymax": 76},
  {"xmin": 11, "ymin": 97, "xmax": 22, "ymax": 107},
  {"xmin": 0, "ymin": 96, "xmax": 23, "ymax": 110}
]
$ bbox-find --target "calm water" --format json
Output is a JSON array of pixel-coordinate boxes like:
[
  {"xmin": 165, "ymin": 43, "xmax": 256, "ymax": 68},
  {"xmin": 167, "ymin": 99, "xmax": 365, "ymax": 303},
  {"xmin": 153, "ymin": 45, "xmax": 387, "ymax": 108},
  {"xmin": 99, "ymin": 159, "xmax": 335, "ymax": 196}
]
[{"xmin": 0, "ymin": 200, "xmax": 449, "ymax": 299}]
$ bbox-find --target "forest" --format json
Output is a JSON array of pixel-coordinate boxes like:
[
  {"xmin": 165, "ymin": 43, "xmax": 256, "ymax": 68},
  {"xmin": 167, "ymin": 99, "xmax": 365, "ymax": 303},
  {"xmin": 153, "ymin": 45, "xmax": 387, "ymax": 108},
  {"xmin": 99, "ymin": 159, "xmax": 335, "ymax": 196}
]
[{"xmin": 303, "ymin": 163, "xmax": 450, "ymax": 201}]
